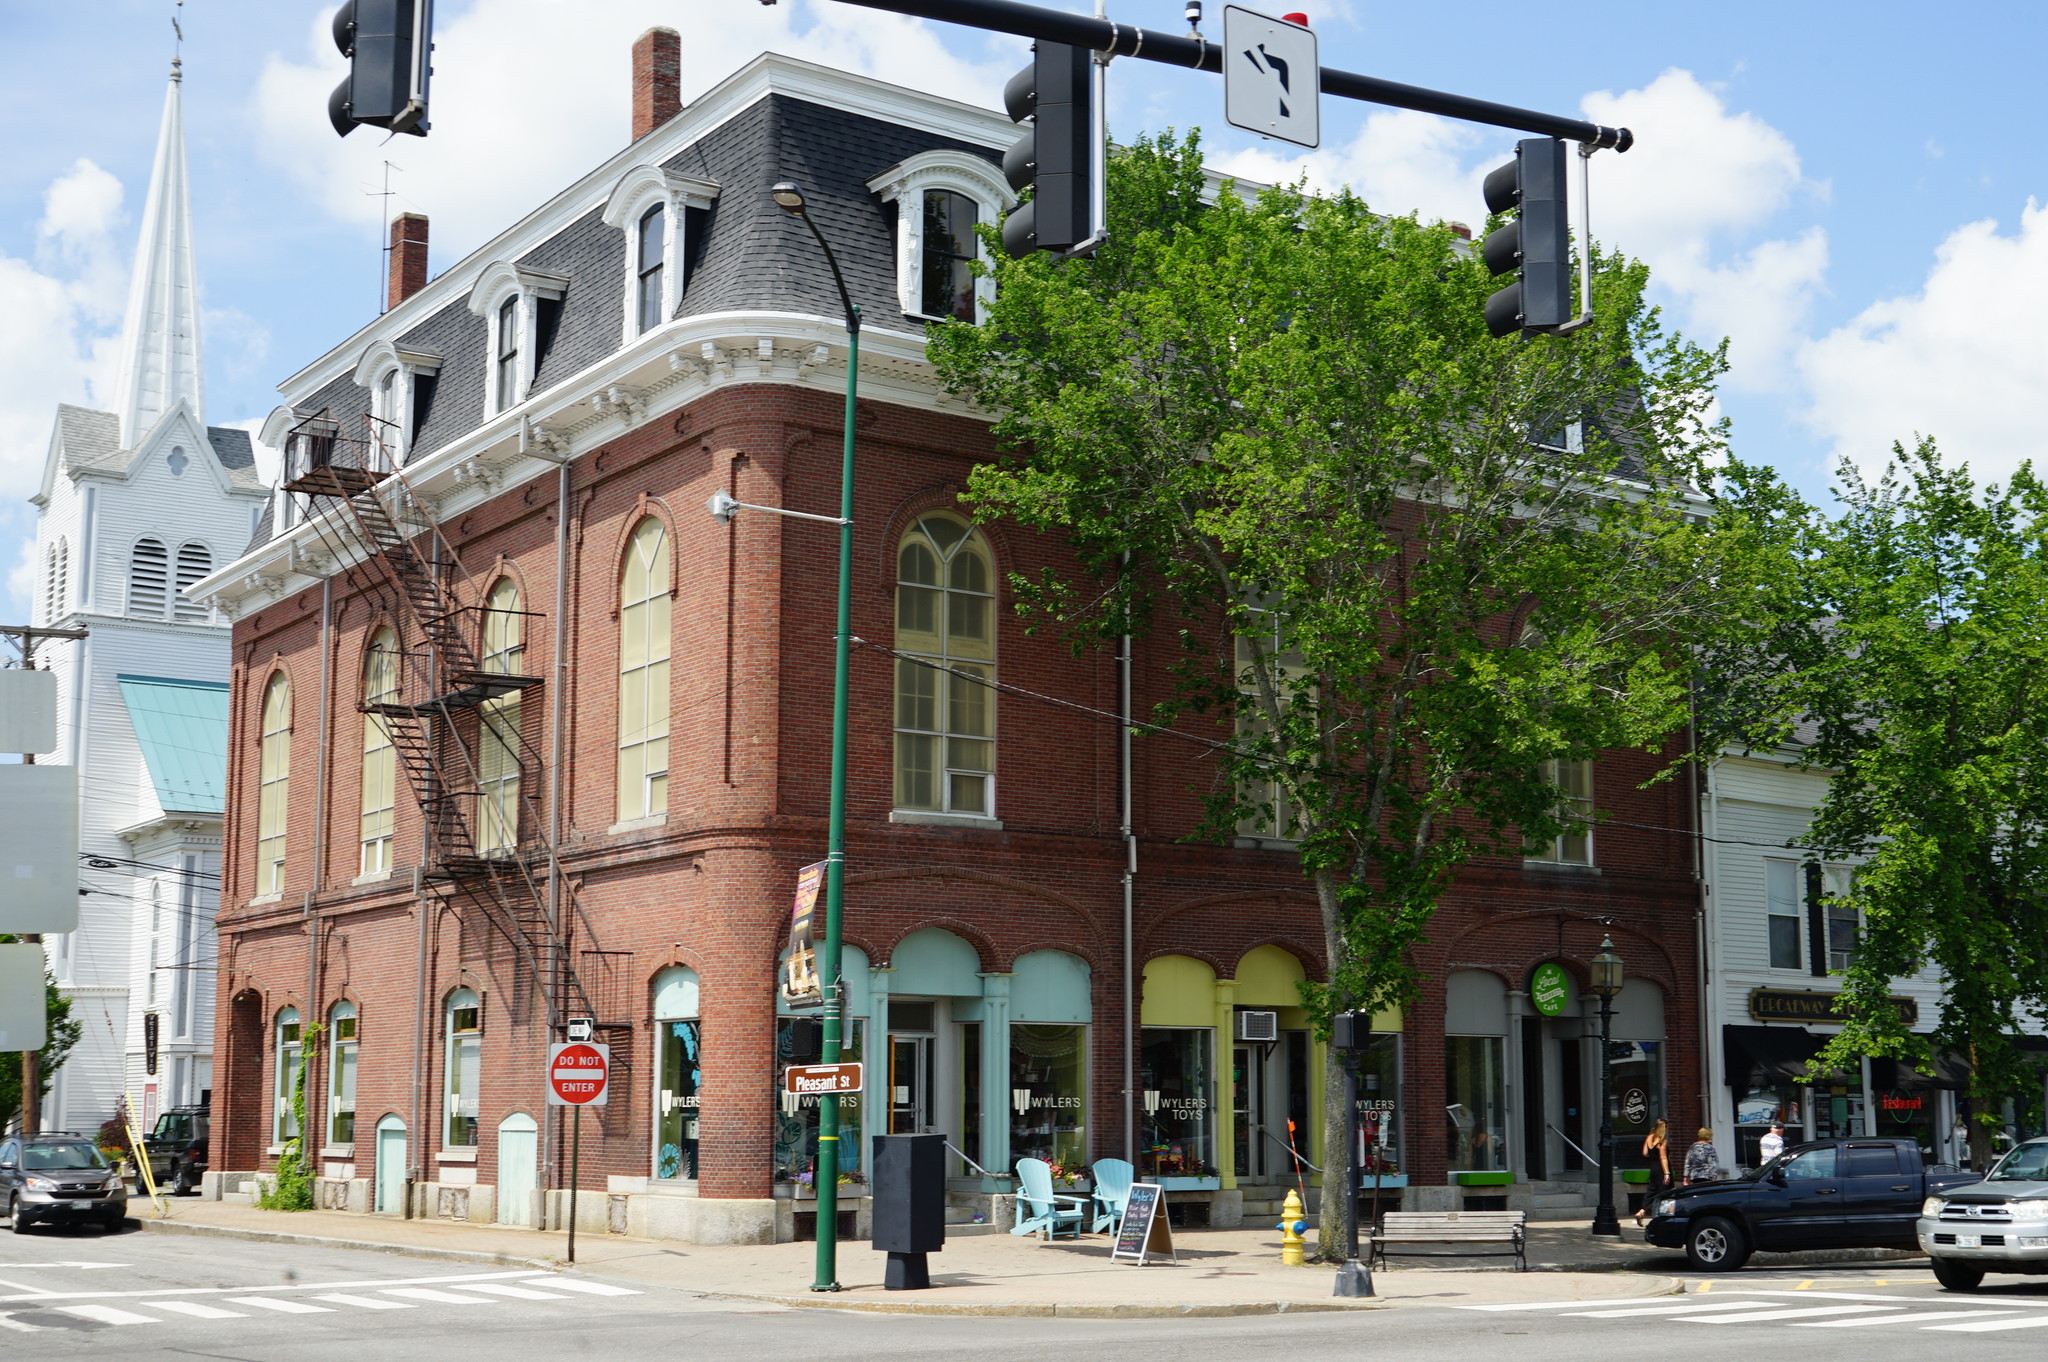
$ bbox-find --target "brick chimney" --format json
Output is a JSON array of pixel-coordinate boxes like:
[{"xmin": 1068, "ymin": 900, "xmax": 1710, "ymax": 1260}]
[
  {"xmin": 632, "ymin": 27, "xmax": 683, "ymax": 141},
  {"xmin": 386, "ymin": 213, "xmax": 430, "ymax": 311}
]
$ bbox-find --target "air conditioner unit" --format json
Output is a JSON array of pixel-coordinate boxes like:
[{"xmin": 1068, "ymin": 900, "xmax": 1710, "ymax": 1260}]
[{"xmin": 1236, "ymin": 1010, "xmax": 1279, "ymax": 1042}]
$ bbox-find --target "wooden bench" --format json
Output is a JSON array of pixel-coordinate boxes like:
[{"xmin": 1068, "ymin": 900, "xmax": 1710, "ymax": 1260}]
[{"xmin": 1369, "ymin": 1210, "xmax": 1526, "ymax": 1271}]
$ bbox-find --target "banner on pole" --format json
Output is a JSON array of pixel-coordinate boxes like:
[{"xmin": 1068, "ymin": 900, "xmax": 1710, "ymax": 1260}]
[{"xmin": 779, "ymin": 860, "xmax": 826, "ymax": 1006}]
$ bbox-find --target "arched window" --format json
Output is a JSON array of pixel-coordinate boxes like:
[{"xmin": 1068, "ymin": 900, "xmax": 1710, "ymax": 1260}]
[
  {"xmin": 617, "ymin": 517, "xmax": 671, "ymax": 821},
  {"xmin": 256, "ymin": 673, "xmax": 291, "ymax": 895},
  {"xmin": 920, "ymin": 190, "xmax": 980, "ymax": 321},
  {"xmin": 653, "ymin": 966, "xmax": 701, "ymax": 1181},
  {"xmin": 477, "ymin": 579, "xmax": 523, "ymax": 853},
  {"xmin": 444, "ymin": 989, "xmax": 482, "ymax": 1149},
  {"xmin": 328, "ymin": 1000, "xmax": 359, "ymax": 1144},
  {"xmin": 174, "ymin": 542, "xmax": 212, "ymax": 622},
  {"xmin": 360, "ymin": 631, "xmax": 400, "ymax": 875},
  {"xmin": 42, "ymin": 539, "xmax": 67, "ymax": 625},
  {"xmin": 635, "ymin": 206, "xmax": 666, "ymax": 334},
  {"xmin": 274, "ymin": 1006, "xmax": 303, "ymax": 1144},
  {"xmin": 129, "ymin": 537, "xmax": 170, "ymax": 618},
  {"xmin": 494, "ymin": 295, "xmax": 520, "ymax": 412},
  {"xmin": 373, "ymin": 368, "xmax": 404, "ymax": 461},
  {"xmin": 894, "ymin": 513, "xmax": 994, "ymax": 816}
]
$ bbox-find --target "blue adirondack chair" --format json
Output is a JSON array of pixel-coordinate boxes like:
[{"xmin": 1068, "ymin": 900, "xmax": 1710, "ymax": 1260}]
[
  {"xmin": 1089, "ymin": 1158, "xmax": 1134, "ymax": 1235},
  {"xmin": 1010, "ymin": 1157, "xmax": 1087, "ymax": 1239}
]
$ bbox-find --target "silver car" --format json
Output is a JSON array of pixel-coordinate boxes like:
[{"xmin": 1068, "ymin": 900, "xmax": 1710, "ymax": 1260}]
[{"xmin": 1917, "ymin": 1137, "xmax": 2048, "ymax": 1291}]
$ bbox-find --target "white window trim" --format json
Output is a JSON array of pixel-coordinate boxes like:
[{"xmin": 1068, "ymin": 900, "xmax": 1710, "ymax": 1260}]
[
  {"xmin": 352, "ymin": 340, "xmax": 444, "ymax": 464},
  {"xmin": 600, "ymin": 165, "xmax": 720, "ymax": 343},
  {"xmin": 465, "ymin": 262, "xmax": 571, "ymax": 417},
  {"xmin": 867, "ymin": 151, "xmax": 1010, "ymax": 322}
]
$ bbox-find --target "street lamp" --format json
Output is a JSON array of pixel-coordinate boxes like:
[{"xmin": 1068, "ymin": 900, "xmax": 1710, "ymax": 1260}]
[
  {"xmin": 771, "ymin": 180, "xmax": 860, "ymax": 1291},
  {"xmin": 1587, "ymin": 935, "xmax": 1625, "ymax": 1240}
]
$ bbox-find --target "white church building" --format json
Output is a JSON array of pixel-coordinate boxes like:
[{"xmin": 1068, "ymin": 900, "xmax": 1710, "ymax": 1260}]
[{"xmin": 26, "ymin": 61, "xmax": 269, "ymax": 1136}]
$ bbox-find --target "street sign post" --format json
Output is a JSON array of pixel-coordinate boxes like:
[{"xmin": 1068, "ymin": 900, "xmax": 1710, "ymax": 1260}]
[
  {"xmin": 547, "ymin": 1041, "xmax": 609, "ymax": 1265},
  {"xmin": 784, "ymin": 1061, "xmax": 864, "ymax": 1096},
  {"xmin": 1222, "ymin": 6, "xmax": 1320, "ymax": 149}
]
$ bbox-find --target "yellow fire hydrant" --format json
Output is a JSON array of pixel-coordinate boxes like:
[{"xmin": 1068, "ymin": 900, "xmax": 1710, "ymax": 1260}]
[{"xmin": 1278, "ymin": 1188, "xmax": 1308, "ymax": 1267}]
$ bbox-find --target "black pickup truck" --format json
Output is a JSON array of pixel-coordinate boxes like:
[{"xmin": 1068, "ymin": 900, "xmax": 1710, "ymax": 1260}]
[{"xmin": 1644, "ymin": 1137, "xmax": 1978, "ymax": 1270}]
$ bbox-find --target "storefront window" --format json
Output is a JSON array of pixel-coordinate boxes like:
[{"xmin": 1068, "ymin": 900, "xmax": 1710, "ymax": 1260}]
[
  {"xmin": 1139, "ymin": 1028, "xmax": 1215, "ymax": 1178},
  {"xmin": 1814, "ymin": 1078, "xmax": 1867, "ymax": 1141},
  {"xmin": 1734, "ymin": 1083, "xmax": 1801, "ymax": 1171},
  {"xmin": 1445, "ymin": 1036, "xmax": 1506, "ymax": 1171},
  {"xmin": 1356, "ymin": 1032, "xmax": 1402, "ymax": 1177},
  {"xmin": 1608, "ymin": 1040, "xmax": 1665, "ymax": 1170},
  {"xmin": 1011, "ymin": 1024, "xmax": 1086, "ymax": 1171},
  {"xmin": 1874, "ymin": 1082, "xmax": 1937, "ymax": 1163},
  {"xmin": 959, "ymin": 1021, "xmax": 981, "ymax": 1172},
  {"xmin": 774, "ymin": 1018, "xmax": 865, "ymax": 1187},
  {"xmin": 656, "ymin": 1019, "xmax": 701, "ymax": 1180}
]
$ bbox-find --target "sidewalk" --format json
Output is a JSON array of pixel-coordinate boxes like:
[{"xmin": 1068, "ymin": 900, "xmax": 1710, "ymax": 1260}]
[{"xmin": 131, "ymin": 1200, "xmax": 1684, "ymax": 1317}]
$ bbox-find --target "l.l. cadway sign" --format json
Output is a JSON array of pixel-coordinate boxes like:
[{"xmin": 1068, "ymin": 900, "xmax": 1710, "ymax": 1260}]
[
  {"xmin": 548, "ymin": 1042, "xmax": 610, "ymax": 1106},
  {"xmin": 1222, "ymin": 6, "xmax": 1320, "ymax": 149}
]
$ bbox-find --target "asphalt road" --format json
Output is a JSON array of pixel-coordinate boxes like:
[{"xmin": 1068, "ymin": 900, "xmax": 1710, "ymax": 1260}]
[{"xmin": 6, "ymin": 1223, "xmax": 2048, "ymax": 1361}]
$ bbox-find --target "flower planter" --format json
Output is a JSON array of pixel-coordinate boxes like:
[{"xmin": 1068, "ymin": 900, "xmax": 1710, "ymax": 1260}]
[
  {"xmin": 1155, "ymin": 1176, "xmax": 1221, "ymax": 1191},
  {"xmin": 1450, "ymin": 1171, "xmax": 1512, "ymax": 1186},
  {"xmin": 1357, "ymin": 1174, "xmax": 1409, "ymax": 1189},
  {"xmin": 1620, "ymin": 1169, "xmax": 1652, "ymax": 1185}
]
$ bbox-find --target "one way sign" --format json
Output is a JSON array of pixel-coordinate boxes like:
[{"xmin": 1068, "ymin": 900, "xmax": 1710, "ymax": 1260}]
[{"xmin": 1222, "ymin": 6, "xmax": 1320, "ymax": 149}]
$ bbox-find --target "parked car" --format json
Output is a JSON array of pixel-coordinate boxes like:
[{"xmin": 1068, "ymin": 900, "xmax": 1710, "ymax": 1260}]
[
  {"xmin": 1643, "ymin": 1136, "xmax": 1978, "ymax": 1270},
  {"xmin": 1917, "ymin": 1136, "xmax": 2048, "ymax": 1291},
  {"xmin": 0, "ymin": 1133, "xmax": 129, "ymax": 1233},
  {"xmin": 138, "ymin": 1103, "xmax": 209, "ymax": 1196}
]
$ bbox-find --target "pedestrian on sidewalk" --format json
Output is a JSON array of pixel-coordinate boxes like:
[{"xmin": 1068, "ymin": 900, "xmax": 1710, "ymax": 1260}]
[
  {"xmin": 1683, "ymin": 1127, "xmax": 1720, "ymax": 1184},
  {"xmin": 1633, "ymin": 1118, "xmax": 1670, "ymax": 1226},
  {"xmin": 1758, "ymin": 1123, "xmax": 1787, "ymax": 1165}
]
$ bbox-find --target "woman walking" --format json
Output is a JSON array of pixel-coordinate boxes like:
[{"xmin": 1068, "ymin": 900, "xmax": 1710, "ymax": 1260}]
[
  {"xmin": 1633, "ymin": 1118, "xmax": 1671, "ymax": 1226},
  {"xmin": 1683, "ymin": 1127, "xmax": 1720, "ymax": 1184}
]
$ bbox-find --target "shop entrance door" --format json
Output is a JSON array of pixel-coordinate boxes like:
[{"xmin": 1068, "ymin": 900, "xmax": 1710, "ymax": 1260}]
[{"xmin": 889, "ymin": 1034, "xmax": 934, "ymax": 1134}]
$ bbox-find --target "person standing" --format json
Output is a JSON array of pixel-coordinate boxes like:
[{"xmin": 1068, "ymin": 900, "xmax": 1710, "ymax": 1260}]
[
  {"xmin": 1633, "ymin": 1118, "xmax": 1671, "ymax": 1226},
  {"xmin": 1758, "ymin": 1122, "xmax": 1787, "ymax": 1164},
  {"xmin": 1684, "ymin": 1127, "xmax": 1720, "ymax": 1184}
]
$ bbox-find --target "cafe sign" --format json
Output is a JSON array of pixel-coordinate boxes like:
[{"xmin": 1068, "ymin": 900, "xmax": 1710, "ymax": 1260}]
[
  {"xmin": 1747, "ymin": 987, "xmax": 1918, "ymax": 1027},
  {"xmin": 1530, "ymin": 962, "xmax": 1573, "ymax": 1017}
]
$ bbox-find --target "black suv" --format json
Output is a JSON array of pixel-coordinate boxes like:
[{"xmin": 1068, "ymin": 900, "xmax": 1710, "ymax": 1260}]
[
  {"xmin": 139, "ymin": 1104, "xmax": 210, "ymax": 1196},
  {"xmin": 0, "ymin": 1134, "xmax": 128, "ymax": 1233}
]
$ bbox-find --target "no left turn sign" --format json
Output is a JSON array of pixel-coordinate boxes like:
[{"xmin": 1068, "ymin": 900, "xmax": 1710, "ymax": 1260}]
[{"xmin": 548, "ymin": 1041, "xmax": 609, "ymax": 1106}]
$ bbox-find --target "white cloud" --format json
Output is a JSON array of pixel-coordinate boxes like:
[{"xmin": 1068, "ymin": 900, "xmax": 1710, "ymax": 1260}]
[
  {"xmin": 251, "ymin": 0, "xmax": 1019, "ymax": 264},
  {"xmin": 1799, "ymin": 200, "xmax": 2048, "ymax": 487}
]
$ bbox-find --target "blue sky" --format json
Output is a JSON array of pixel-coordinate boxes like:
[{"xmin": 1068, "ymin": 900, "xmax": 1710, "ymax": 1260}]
[{"xmin": 3, "ymin": 0, "xmax": 2044, "ymax": 621}]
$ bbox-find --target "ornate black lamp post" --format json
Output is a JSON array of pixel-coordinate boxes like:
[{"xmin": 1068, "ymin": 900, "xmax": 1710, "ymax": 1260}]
[{"xmin": 1588, "ymin": 935, "xmax": 1624, "ymax": 1240}]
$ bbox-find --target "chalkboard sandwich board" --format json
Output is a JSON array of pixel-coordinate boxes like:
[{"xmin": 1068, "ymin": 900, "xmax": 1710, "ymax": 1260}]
[{"xmin": 1109, "ymin": 1182, "xmax": 1176, "ymax": 1265}]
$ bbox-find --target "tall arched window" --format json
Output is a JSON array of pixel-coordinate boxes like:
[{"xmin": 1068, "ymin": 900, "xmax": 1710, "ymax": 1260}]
[
  {"xmin": 274, "ymin": 1006, "xmax": 303, "ymax": 1143},
  {"xmin": 894, "ymin": 514, "xmax": 995, "ymax": 816},
  {"xmin": 174, "ymin": 542, "xmax": 212, "ymax": 622},
  {"xmin": 256, "ymin": 673, "xmax": 292, "ymax": 895},
  {"xmin": 477, "ymin": 579, "xmax": 523, "ymax": 853},
  {"xmin": 360, "ymin": 630, "xmax": 400, "ymax": 875},
  {"xmin": 42, "ymin": 539, "xmax": 67, "ymax": 625},
  {"xmin": 129, "ymin": 537, "xmax": 170, "ymax": 617},
  {"xmin": 328, "ymin": 1000, "xmax": 359, "ymax": 1143},
  {"xmin": 617, "ymin": 517, "xmax": 671, "ymax": 821},
  {"xmin": 444, "ymin": 989, "xmax": 482, "ymax": 1149},
  {"xmin": 636, "ymin": 206, "xmax": 666, "ymax": 334}
]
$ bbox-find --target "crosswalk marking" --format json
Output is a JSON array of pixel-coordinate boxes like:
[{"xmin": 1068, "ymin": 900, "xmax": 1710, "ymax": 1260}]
[
  {"xmin": 379, "ymin": 1287, "xmax": 499, "ymax": 1305},
  {"xmin": 226, "ymin": 1296, "xmax": 333, "ymax": 1314},
  {"xmin": 531, "ymin": 1277, "xmax": 640, "ymax": 1296},
  {"xmin": 1793, "ymin": 1311, "xmax": 2024, "ymax": 1328},
  {"xmin": 149, "ymin": 1301, "xmax": 246, "ymax": 1319},
  {"xmin": 1459, "ymin": 1299, "xmax": 1663, "ymax": 1312},
  {"xmin": 1680, "ymin": 1306, "xmax": 1896, "ymax": 1323},
  {"xmin": 57, "ymin": 1303, "xmax": 159, "ymax": 1325},
  {"xmin": 1925, "ymin": 1315, "xmax": 2048, "ymax": 1333},
  {"xmin": 449, "ymin": 1282, "xmax": 573, "ymax": 1300},
  {"xmin": 1563, "ymin": 1301, "xmax": 1782, "ymax": 1318},
  {"xmin": 314, "ymin": 1293, "xmax": 416, "ymax": 1310}
]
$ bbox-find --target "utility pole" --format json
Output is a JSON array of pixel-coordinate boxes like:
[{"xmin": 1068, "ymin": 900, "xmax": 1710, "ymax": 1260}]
[{"xmin": 3, "ymin": 623, "xmax": 85, "ymax": 1136}]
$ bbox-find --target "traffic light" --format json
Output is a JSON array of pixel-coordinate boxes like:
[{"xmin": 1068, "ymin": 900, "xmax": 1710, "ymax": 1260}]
[
  {"xmin": 1480, "ymin": 137, "xmax": 1571, "ymax": 337},
  {"xmin": 1001, "ymin": 42, "xmax": 1092, "ymax": 258},
  {"xmin": 328, "ymin": 0, "xmax": 433, "ymax": 139}
]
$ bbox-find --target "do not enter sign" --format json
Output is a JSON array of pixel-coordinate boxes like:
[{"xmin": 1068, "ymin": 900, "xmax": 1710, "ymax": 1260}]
[{"xmin": 548, "ymin": 1042, "xmax": 610, "ymax": 1106}]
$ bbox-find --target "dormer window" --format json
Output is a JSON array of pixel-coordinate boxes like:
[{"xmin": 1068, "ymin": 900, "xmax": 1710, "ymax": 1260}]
[
  {"xmin": 636, "ymin": 207, "xmax": 667, "ymax": 334},
  {"xmin": 467, "ymin": 263, "xmax": 570, "ymax": 418},
  {"xmin": 600, "ymin": 164, "xmax": 719, "ymax": 344},
  {"xmin": 350, "ymin": 344, "xmax": 443, "ymax": 465},
  {"xmin": 868, "ymin": 151, "xmax": 1010, "ymax": 323}
]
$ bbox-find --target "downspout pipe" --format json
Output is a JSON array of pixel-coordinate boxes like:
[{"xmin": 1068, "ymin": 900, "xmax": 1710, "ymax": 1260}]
[
  {"xmin": 542, "ymin": 453, "xmax": 572, "ymax": 1218},
  {"xmin": 1119, "ymin": 555, "xmax": 1136, "ymax": 1165},
  {"xmin": 306, "ymin": 573, "xmax": 334, "ymax": 1147}
]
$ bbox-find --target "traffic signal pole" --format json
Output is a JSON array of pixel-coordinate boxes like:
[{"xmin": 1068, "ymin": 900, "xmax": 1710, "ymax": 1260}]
[{"xmin": 800, "ymin": 0, "xmax": 1632, "ymax": 151}]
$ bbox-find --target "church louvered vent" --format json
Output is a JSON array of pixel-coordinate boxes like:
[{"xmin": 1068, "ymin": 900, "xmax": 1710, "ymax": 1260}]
[
  {"xmin": 43, "ymin": 539, "xmax": 67, "ymax": 624},
  {"xmin": 128, "ymin": 537, "xmax": 169, "ymax": 617},
  {"xmin": 174, "ymin": 542, "xmax": 212, "ymax": 621}
]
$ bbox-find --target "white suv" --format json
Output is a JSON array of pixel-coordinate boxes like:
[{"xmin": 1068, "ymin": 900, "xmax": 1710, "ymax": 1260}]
[{"xmin": 1918, "ymin": 1138, "xmax": 2048, "ymax": 1291}]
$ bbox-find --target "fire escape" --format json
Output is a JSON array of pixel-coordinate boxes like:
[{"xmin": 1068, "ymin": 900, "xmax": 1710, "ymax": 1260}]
[{"xmin": 281, "ymin": 415, "xmax": 598, "ymax": 1033}]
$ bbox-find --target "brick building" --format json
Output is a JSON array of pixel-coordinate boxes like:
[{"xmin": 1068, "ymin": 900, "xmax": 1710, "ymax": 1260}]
[{"xmin": 193, "ymin": 36, "xmax": 1703, "ymax": 1243}]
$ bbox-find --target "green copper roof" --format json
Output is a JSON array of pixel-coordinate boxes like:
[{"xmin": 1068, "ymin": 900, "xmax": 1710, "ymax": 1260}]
[{"xmin": 117, "ymin": 674, "xmax": 229, "ymax": 816}]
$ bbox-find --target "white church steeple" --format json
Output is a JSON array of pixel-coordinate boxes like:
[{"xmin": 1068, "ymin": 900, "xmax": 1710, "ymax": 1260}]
[{"xmin": 108, "ymin": 59, "xmax": 204, "ymax": 444}]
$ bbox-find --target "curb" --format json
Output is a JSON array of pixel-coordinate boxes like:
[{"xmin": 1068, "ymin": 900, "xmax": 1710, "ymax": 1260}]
[
  {"xmin": 696, "ymin": 1290, "xmax": 1391, "ymax": 1317},
  {"xmin": 136, "ymin": 1216, "xmax": 557, "ymax": 1270}
]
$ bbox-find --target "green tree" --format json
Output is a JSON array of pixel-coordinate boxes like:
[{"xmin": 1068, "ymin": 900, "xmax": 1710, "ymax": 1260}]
[
  {"xmin": 0, "ymin": 936, "xmax": 83, "ymax": 1130},
  {"xmin": 1793, "ymin": 442, "xmax": 2048, "ymax": 1163},
  {"xmin": 928, "ymin": 134, "xmax": 1792, "ymax": 1253}
]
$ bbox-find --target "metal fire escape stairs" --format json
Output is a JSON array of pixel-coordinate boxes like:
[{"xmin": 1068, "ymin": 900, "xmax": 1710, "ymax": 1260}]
[{"xmin": 281, "ymin": 414, "xmax": 598, "ymax": 1034}]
